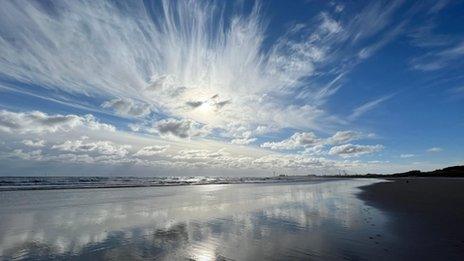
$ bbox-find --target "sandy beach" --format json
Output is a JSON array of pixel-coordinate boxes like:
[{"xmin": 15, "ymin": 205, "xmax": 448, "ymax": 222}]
[{"xmin": 358, "ymin": 178, "xmax": 464, "ymax": 260}]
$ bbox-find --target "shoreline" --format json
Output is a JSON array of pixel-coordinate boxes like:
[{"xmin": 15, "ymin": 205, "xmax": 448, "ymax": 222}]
[
  {"xmin": 2, "ymin": 175, "xmax": 464, "ymax": 192},
  {"xmin": 0, "ymin": 176, "xmax": 345, "ymax": 192}
]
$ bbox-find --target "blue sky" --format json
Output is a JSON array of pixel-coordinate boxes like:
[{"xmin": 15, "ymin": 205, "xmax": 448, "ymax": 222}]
[{"xmin": 0, "ymin": 0, "xmax": 463, "ymax": 176}]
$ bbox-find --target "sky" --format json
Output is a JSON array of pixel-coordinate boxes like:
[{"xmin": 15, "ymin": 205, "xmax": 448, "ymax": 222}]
[{"xmin": 0, "ymin": 0, "xmax": 463, "ymax": 176}]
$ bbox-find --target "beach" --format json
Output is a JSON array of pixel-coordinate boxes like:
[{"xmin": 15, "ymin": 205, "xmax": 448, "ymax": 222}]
[
  {"xmin": 1, "ymin": 178, "xmax": 463, "ymax": 260},
  {"xmin": 358, "ymin": 178, "xmax": 464, "ymax": 260},
  {"xmin": 1, "ymin": 0, "xmax": 462, "ymax": 259},
  {"xmin": 0, "ymin": 179, "xmax": 388, "ymax": 260}
]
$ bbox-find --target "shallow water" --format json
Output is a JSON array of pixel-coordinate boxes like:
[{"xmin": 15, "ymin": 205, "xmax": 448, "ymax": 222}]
[{"xmin": 0, "ymin": 179, "xmax": 396, "ymax": 260}]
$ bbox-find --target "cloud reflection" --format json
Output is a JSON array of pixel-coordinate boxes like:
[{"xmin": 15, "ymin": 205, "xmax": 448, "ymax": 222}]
[{"xmin": 0, "ymin": 180, "xmax": 388, "ymax": 260}]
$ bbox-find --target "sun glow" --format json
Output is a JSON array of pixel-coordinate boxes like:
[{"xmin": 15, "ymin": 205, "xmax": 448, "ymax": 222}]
[
  {"xmin": 198, "ymin": 102, "xmax": 214, "ymax": 113},
  {"xmin": 191, "ymin": 101, "xmax": 216, "ymax": 124}
]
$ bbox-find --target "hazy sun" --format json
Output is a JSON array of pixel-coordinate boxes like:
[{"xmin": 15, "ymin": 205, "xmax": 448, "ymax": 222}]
[{"xmin": 198, "ymin": 102, "xmax": 213, "ymax": 114}]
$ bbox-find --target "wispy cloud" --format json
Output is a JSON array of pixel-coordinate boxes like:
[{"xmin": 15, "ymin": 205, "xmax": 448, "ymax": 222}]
[
  {"xmin": 0, "ymin": 0, "xmax": 443, "ymax": 175},
  {"xmin": 407, "ymin": 1, "xmax": 464, "ymax": 72},
  {"xmin": 0, "ymin": 0, "xmax": 410, "ymax": 134},
  {"xmin": 400, "ymin": 154, "xmax": 415, "ymax": 158},
  {"xmin": 427, "ymin": 147, "xmax": 443, "ymax": 153},
  {"xmin": 411, "ymin": 41, "xmax": 464, "ymax": 71},
  {"xmin": 348, "ymin": 94, "xmax": 394, "ymax": 121},
  {"xmin": 450, "ymin": 86, "xmax": 464, "ymax": 94},
  {"xmin": 0, "ymin": 0, "xmax": 326, "ymax": 132},
  {"xmin": 408, "ymin": 22, "xmax": 452, "ymax": 48}
]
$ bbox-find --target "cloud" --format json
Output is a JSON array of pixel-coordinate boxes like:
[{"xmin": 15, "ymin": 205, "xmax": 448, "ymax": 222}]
[
  {"xmin": 214, "ymin": 100, "xmax": 231, "ymax": 110},
  {"xmin": 145, "ymin": 74, "xmax": 187, "ymax": 98},
  {"xmin": 261, "ymin": 130, "xmax": 366, "ymax": 151},
  {"xmin": 226, "ymin": 128, "xmax": 257, "ymax": 145},
  {"xmin": 427, "ymin": 147, "xmax": 443, "ymax": 153},
  {"xmin": 185, "ymin": 101, "xmax": 204, "ymax": 109},
  {"xmin": 358, "ymin": 22, "xmax": 405, "ymax": 59},
  {"xmin": 1, "ymin": 123, "xmax": 384, "ymax": 174},
  {"xmin": 52, "ymin": 139, "xmax": 130, "ymax": 157},
  {"xmin": 326, "ymin": 131, "xmax": 362, "ymax": 145},
  {"xmin": 319, "ymin": 12, "xmax": 342, "ymax": 35},
  {"xmin": 448, "ymin": 86, "xmax": 464, "ymax": 100},
  {"xmin": 22, "ymin": 139, "xmax": 46, "ymax": 148},
  {"xmin": 450, "ymin": 86, "xmax": 464, "ymax": 94},
  {"xmin": 411, "ymin": 41, "xmax": 464, "ymax": 71},
  {"xmin": 164, "ymin": 148, "xmax": 359, "ymax": 172},
  {"xmin": 0, "ymin": 110, "xmax": 115, "ymax": 134},
  {"xmin": 10, "ymin": 149, "xmax": 43, "ymax": 161},
  {"xmin": 134, "ymin": 145, "xmax": 169, "ymax": 157},
  {"xmin": 0, "ymin": 0, "xmax": 299, "ymax": 130},
  {"xmin": 348, "ymin": 1, "xmax": 403, "ymax": 43},
  {"xmin": 10, "ymin": 150, "xmax": 135, "ymax": 165},
  {"xmin": 0, "ymin": 0, "xmax": 427, "ymax": 175},
  {"xmin": 408, "ymin": 22, "xmax": 452, "ymax": 48},
  {"xmin": 400, "ymin": 154, "xmax": 415, "ymax": 158},
  {"xmin": 255, "ymin": 125, "xmax": 270, "ymax": 135},
  {"xmin": 302, "ymin": 145, "xmax": 326, "ymax": 156},
  {"xmin": 434, "ymin": 41, "xmax": 464, "ymax": 57},
  {"xmin": 154, "ymin": 119, "xmax": 192, "ymax": 138},
  {"xmin": 328, "ymin": 144, "xmax": 383, "ymax": 157},
  {"xmin": 349, "ymin": 95, "xmax": 393, "ymax": 120},
  {"xmin": 151, "ymin": 118, "xmax": 208, "ymax": 139},
  {"xmin": 261, "ymin": 132, "xmax": 320, "ymax": 150},
  {"xmin": 334, "ymin": 4, "xmax": 344, "ymax": 13},
  {"xmin": 428, "ymin": 0, "xmax": 450, "ymax": 14},
  {"xmin": 249, "ymin": 153, "xmax": 367, "ymax": 171},
  {"xmin": 172, "ymin": 149, "xmax": 229, "ymax": 161},
  {"xmin": 101, "ymin": 98, "xmax": 152, "ymax": 117},
  {"xmin": 0, "ymin": 0, "xmax": 408, "ymax": 134},
  {"xmin": 185, "ymin": 96, "xmax": 231, "ymax": 111},
  {"xmin": 231, "ymin": 137, "xmax": 257, "ymax": 145}
]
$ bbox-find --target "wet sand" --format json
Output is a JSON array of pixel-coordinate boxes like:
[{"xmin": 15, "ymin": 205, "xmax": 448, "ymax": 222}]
[
  {"xmin": 0, "ymin": 179, "xmax": 392, "ymax": 260},
  {"xmin": 358, "ymin": 178, "xmax": 464, "ymax": 260},
  {"xmin": 2, "ymin": 178, "xmax": 463, "ymax": 260}
]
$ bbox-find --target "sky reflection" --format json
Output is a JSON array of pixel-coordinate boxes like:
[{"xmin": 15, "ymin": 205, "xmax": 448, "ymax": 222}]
[{"xmin": 0, "ymin": 179, "xmax": 392, "ymax": 260}]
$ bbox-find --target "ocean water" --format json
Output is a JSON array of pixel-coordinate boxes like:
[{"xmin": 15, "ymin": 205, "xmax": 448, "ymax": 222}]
[
  {"xmin": 0, "ymin": 179, "xmax": 397, "ymax": 260},
  {"xmin": 0, "ymin": 176, "xmax": 325, "ymax": 191},
  {"xmin": 0, "ymin": 176, "xmax": 227, "ymax": 191}
]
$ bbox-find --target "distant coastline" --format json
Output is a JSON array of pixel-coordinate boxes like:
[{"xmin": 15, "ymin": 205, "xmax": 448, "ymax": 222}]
[{"xmin": 328, "ymin": 165, "xmax": 464, "ymax": 178}]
